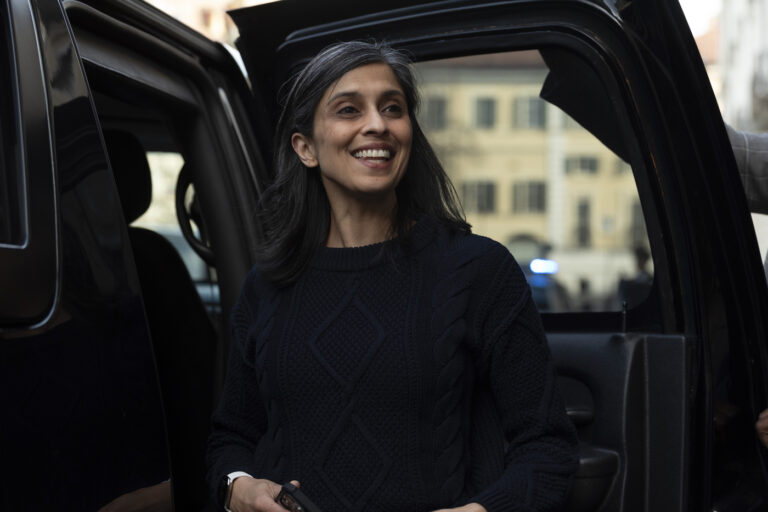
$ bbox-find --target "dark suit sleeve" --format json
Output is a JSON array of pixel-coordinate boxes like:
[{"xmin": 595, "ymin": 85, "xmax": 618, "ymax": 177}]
[{"xmin": 727, "ymin": 124, "xmax": 768, "ymax": 214}]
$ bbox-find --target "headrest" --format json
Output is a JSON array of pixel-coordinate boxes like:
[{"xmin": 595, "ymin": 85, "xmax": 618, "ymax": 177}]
[{"xmin": 104, "ymin": 129, "xmax": 152, "ymax": 224}]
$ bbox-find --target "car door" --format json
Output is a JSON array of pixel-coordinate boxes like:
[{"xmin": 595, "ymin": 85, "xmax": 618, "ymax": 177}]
[
  {"xmin": 228, "ymin": 0, "xmax": 768, "ymax": 510},
  {"xmin": 0, "ymin": 0, "xmax": 171, "ymax": 509}
]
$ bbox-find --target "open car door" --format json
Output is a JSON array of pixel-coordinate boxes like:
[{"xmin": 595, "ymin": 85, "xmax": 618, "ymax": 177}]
[
  {"xmin": 229, "ymin": 0, "xmax": 768, "ymax": 510},
  {"xmin": 2, "ymin": 0, "xmax": 269, "ymax": 509}
]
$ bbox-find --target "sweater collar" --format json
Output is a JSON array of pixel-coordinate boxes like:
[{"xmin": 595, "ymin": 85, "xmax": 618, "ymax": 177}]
[{"xmin": 310, "ymin": 216, "xmax": 438, "ymax": 272}]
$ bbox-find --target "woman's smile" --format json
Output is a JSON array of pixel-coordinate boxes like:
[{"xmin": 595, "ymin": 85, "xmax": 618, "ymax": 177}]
[{"xmin": 351, "ymin": 143, "xmax": 396, "ymax": 168}]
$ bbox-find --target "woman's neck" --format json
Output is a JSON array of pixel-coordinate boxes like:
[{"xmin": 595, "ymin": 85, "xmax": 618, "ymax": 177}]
[{"xmin": 326, "ymin": 202, "xmax": 396, "ymax": 248}]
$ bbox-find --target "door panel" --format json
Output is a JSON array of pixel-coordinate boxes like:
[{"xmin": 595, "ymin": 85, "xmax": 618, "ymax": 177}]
[
  {"xmin": 0, "ymin": 0, "xmax": 171, "ymax": 509},
  {"xmin": 552, "ymin": 333, "xmax": 690, "ymax": 511}
]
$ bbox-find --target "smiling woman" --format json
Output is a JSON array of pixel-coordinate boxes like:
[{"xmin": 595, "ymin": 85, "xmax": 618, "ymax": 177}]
[
  {"xmin": 252, "ymin": 41, "xmax": 469, "ymax": 284},
  {"xmin": 206, "ymin": 40, "xmax": 578, "ymax": 512},
  {"xmin": 291, "ymin": 62, "xmax": 413, "ymax": 247}
]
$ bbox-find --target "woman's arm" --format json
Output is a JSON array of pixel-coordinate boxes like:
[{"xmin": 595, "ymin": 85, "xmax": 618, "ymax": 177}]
[
  {"xmin": 207, "ymin": 286, "xmax": 271, "ymax": 506},
  {"xmin": 467, "ymin": 244, "xmax": 579, "ymax": 512}
]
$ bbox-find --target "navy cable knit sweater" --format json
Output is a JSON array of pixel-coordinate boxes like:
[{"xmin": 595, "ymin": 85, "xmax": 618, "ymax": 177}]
[{"xmin": 207, "ymin": 218, "xmax": 578, "ymax": 512}]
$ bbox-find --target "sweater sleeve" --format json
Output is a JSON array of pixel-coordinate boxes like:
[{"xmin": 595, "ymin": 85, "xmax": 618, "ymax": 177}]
[
  {"xmin": 206, "ymin": 274, "xmax": 270, "ymax": 499},
  {"xmin": 468, "ymin": 244, "xmax": 579, "ymax": 512}
]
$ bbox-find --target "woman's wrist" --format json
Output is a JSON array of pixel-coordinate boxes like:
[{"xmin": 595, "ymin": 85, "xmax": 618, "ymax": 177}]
[{"xmin": 227, "ymin": 475, "xmax": 254, "ymax": 511}]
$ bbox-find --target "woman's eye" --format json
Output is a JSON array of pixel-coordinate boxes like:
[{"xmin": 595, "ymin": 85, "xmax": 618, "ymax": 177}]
[
  {"xmin": 337, "ymin": 106, "xmax": 358, "ymax": 115},
  {"xmin": 383, "ymin": 104, "xmax": 404, "ymax": 114}
]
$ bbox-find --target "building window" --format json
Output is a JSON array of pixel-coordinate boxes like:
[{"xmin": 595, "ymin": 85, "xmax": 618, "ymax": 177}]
[
  {"xmin": 475, "ymin": 97, "xmax": 496, "ymax": 129},
  {"xmin": 462, "ymin": 181, "xmax": 496, "ymax": 213},
  {"xmin": 576, "ymin": 198, "xmax": 592, "ymax": 248},
  {"xmin": 512, "ymin": 181, "xmax": 546, "ymax": 213},
  {"xmin": 424, "ymin": 96, "xmax": 447, "ymax": 130},
  {"xmin": 565, "ymin": 156, "xmax": 599, "ymax": 174},
  {"xmin": 513, "ymin": 96, "xmax": 546, "ymax": 129}
]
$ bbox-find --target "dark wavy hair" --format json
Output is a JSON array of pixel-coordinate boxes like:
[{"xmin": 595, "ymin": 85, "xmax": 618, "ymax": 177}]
[{"xmin": 256, "ymin": 40, "xmax": 469, "ymax": 285}]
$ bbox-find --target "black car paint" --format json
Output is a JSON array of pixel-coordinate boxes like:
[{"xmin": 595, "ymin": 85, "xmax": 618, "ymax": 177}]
[{"xmin": 0, "ymin": 0, "xmax": 169, "ymax": 509}]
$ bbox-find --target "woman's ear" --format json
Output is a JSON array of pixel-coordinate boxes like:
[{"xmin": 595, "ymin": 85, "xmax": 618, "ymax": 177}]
[{"xmin": 291, "ymin": 133, "xmax": 319, "ymax": 168}]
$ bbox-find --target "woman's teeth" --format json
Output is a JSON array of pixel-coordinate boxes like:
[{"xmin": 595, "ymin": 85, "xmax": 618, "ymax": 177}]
[{"xmin": 354, "ymin": 149, "xmax": 391, "ymax": 159}]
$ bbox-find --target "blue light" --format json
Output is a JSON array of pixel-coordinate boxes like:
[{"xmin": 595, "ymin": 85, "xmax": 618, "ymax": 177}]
[{"xmin": 530, "ymin": 258, "xmax": 558, "ymax": 274}]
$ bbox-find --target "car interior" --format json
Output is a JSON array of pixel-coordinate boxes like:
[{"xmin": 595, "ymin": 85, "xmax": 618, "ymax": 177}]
[{"xmin": 61, "ymin": 0, "xmax": 767, "ymax": 509}]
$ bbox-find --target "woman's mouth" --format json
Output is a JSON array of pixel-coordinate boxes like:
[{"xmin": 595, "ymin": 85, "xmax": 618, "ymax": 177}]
[{"xmin": 353, "ymin": 148, "xmax": 392, "ymax": 162}]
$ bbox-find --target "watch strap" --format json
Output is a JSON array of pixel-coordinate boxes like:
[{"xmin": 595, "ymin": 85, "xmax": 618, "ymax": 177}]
[{"xmin": 223, "ymin": 471, "xmax": 252, "ymax": 511}]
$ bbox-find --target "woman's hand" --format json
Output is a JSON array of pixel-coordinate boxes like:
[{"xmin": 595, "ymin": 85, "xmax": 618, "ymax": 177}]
[
  {"xmin": 433, "ymin": 503, "xmax": 487, "ymax": 512},
  {"xmin": 229, "ymin": 477, "xmax": 300, "ymax": 512},
  {"xmin": 756, "ymin": 408, "xmax": 768, "ymax": 448}
]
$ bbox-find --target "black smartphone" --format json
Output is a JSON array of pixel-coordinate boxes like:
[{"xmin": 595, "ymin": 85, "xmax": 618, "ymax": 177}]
[{"xmin": 275, "ymin": 482, "xmax": 322, "ymax": 512}]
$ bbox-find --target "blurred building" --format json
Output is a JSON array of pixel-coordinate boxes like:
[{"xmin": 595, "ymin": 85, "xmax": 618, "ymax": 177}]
[
  {"xmin": 696, "ymin": 17, "xmax": 722, "ymax": 111},
  {"xmin": 416, "ymin": 51, "xmax": 646, "ymax": 307},
  {"xmin": 720, "ymin": 0, "xmax": 768, "ymax": 129},
  {"xmin": 135, "ymin": 1, "xmax": 728, "ymax": 310},
  {"xmin": 144, "ymin": 0, "xmax": 249, "ymax": 44}
]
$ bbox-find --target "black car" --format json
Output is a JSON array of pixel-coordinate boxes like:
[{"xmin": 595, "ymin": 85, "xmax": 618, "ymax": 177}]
[{"xmin": 1, "ymin": 0, "xmax": 766, "ymax": 510}]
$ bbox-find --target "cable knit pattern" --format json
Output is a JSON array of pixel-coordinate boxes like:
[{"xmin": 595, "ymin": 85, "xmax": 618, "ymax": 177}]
[
  {"xmin": 207, "ymin": 217, "xmax": 578, "ymax": 512},
  {"xmin": 430, "ymin": 236, "xmax": 485, "ymax": 502}
]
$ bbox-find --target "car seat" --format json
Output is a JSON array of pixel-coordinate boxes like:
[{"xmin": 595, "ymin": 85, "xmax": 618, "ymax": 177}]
[{"xmin": 104, "ymin": 129, "xmax": 217, "ymax": 511}]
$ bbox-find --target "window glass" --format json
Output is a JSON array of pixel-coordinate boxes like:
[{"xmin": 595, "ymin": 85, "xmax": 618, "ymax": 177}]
[
  {"xmin": 566, "ymin": 156, "xmax": 599, "ymax": 174},
  {"xmin": 416, "ymin": 49, "xmax": 653, "ymax": 313},
  {"xmin": 133, "ymin": 152, "xmax": 209, "ymax": 283},
  {"xmin": 0, "ymin": 5, "xmax": 20, "ymax": 246},
  {"xmin": 513, "ymin": 181, "xmax": 546, "ymax": 213},
  {"xmin": 462, "ymin": 181, "xmax": 496, "ymax": 213},
  {"xmin": 424, "ymin": 96, "xmax": 447, "ymax": 130},
  {"xmin": 513, "ymin": 96, "xmax": 547, "ymax": 130},
  {"xmin": 475, "ymin": 97, "xmax": 496, "ymax": 129}
]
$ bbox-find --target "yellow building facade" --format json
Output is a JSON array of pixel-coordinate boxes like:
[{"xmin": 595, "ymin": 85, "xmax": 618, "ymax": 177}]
[{"xmin": 415, "ymin": 51, "xmax": 649, "ymax": 310}]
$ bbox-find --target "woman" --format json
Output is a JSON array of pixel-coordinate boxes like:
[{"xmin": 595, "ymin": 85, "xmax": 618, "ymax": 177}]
[{"xmin": 207, "ymin": 41, "xmax": 578, "ymax": 512}]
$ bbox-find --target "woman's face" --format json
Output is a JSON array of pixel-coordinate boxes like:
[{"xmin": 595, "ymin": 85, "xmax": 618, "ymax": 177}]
[{"xmin": 292, "ymin": 62, "xmax": 413, "ymax": 208}]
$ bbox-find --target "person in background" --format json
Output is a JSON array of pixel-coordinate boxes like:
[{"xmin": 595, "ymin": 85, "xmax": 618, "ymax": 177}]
[{"xmin": 726, "ymin": 125, "xmax": 768, "ymax": 449}]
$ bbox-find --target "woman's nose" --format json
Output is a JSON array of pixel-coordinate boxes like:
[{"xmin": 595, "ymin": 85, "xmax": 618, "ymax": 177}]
[{"xmin": 362, "ymin": 109, "xmax": 387, "ymax": 134}]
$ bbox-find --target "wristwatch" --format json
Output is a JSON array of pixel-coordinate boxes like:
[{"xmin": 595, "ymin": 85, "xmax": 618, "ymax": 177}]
[{"xmin": 218, "ymin": 471, "xmax": 252, "ymax": 511}]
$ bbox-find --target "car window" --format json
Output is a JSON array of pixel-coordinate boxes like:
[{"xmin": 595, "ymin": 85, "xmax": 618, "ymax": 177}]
[
  {"xmin": 133, "ymin": 152, "xmax": 210, "ymax": 283},
  {"xmin": 415, "ymin": 50, "xmax": 653, "ymax": 313},
  {"xmin": 0, "ymin": 5, "xmax": 20, "ymax": 246}
]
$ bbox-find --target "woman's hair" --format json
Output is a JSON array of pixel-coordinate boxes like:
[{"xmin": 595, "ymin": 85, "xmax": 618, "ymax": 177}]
[{"xmin": 257, "ymin": 40, "xmax": 470, "ymax": 285}]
